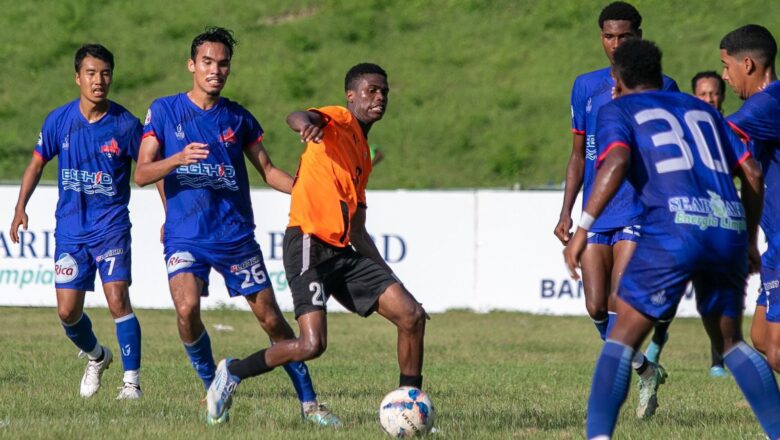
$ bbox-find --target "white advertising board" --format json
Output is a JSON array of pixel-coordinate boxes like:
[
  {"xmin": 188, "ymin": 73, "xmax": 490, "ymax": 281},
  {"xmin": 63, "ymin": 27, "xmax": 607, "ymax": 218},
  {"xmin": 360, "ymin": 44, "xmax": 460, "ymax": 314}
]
[{"xmin": 0, "ymin": 186, "xmax": 761, "ymax": 317}]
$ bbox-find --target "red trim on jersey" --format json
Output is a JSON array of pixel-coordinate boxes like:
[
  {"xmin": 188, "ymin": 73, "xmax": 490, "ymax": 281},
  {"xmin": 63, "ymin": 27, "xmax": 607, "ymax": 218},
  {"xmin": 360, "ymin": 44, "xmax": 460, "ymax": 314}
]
[
  {"xmin": 596, "ymin": 141, "xmax": 630, "ymax": 168},
  {"xmin": 727, "ymin": 121, "xmax": 751, "ymax": 142},
  {"xmin": 731, "ymin": 151, "xmax": 752, "ymax": 173},
  {"xmin": 142, "ymin": 131, "xmax": 156, "ymax": 140},
  {"xmin": 572, "ymin": 128, "xmax": 585, "ymax": 135},
  {"xmin": 32, "ymin": 150, "xmax": 46, "ymax": 163},
  {"xmin": 244, "ymin": 135, "xmax": 264, "ymax": 150}
]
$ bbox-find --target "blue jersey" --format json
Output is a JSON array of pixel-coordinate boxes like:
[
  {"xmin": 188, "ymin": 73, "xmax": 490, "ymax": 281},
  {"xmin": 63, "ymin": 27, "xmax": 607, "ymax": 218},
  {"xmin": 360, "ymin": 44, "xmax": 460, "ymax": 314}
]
[
  {"xmin": 143, "ymin": 93, "xmax": 263, "ymax": 248},
  {"xmin": 35, "ymin": 99, "xmax": 141, "ymax": 243},
  {"xmin": 571, "ymin": 67, "xmax": 679, "ymax": 232},
  {"xmin": 596, "ymin": 91, "xmax": 750, "ymax": 249},
  {"xmin": 727, "ymin": 81, "xmax": 780, "ymax": 269}
]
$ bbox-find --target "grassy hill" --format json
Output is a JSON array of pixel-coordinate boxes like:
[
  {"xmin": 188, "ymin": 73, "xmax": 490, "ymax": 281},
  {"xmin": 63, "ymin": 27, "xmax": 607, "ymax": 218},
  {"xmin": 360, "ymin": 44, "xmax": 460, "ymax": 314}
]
[{"xmin": 1, "ymin": 0, "xmax": 778, "ymax": 188}]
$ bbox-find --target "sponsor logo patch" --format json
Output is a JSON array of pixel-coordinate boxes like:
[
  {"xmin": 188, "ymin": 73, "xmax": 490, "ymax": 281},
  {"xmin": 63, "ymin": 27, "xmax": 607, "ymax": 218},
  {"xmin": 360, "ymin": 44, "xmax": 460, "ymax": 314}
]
[
  {"xmin": 55, "ymin": 253, "xmax": 79, "ymax": 283},
  {"xmin": 95, "ymin": 248, "xmax": 124, "ymax": 262},
  {"xmin": 167, "ymin": 251, "xmax": 196, "ymax": 274},
  {"xmin": 144, "ymin": 109, "xmax": 152, "ymax": 126}
]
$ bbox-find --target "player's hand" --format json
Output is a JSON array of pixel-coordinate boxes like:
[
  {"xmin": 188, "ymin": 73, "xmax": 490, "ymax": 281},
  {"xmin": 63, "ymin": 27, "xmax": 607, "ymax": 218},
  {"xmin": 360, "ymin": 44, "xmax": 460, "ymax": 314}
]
[
  {"xmin": 563, "ymin": 228, "xmax": 587, "ymax": 281},
  {"xmin": 177, "ymin": 142, "xmax": 209, "ymax": 165},
  {"xmin": 298, "ymin": 124, "xmax": 324, "ymax": 143},
  {"xmin": 554, "ymin": 214, "xmax": 573, "ymax": 245},
  {"xmin": 10, "ymin": 209, "xmax": 28, "ymax": 244},
  {"xmin": 748, "ymin": 244, "xmax": 762, "ymax": 274}
]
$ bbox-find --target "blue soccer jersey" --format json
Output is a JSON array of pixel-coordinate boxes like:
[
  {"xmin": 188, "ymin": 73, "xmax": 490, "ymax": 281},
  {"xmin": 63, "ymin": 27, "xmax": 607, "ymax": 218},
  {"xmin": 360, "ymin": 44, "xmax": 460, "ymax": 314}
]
[
  {"xmin": 143, "ymin": 93, "xmax": 263, "ymax": 249},
  {"xmin": 727, "ymin": 81, "xmax": 780, "ymax": 269},
  {"xmin": 35, "ymin": 99, "xmax": 142, "ymax": 243},
  {"xmin": 571, "ymin": 67, "xmax": 679, "ymax": 232}
]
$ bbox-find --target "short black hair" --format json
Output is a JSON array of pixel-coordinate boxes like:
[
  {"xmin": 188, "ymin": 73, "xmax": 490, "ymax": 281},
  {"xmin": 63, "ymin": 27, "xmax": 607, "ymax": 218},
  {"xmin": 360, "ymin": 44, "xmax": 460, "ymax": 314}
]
[
  {"xmin": 691, "ymin": 71, "xmax": 726, "ymax": 96},
  {"xmin": 613, "ymin": 39, "xmax": 663, "ymax": 90},
  {"xmin": 191, "ymin": 26, "xmax": 237, "ymax": 60},
  {"xmin": 720, "ymin": 24, "xmax": 777, "ymax": 69},
  {"xmin": 344, "ymin": 63, "xmax": 387, "ymax": 91},
  {"xmin": 598, "ymin": 1, "xmax": 642, "ymax": 31},
  {"xmin": 74, "ymin": 44, "xmax": 114, "ymax": 73}
]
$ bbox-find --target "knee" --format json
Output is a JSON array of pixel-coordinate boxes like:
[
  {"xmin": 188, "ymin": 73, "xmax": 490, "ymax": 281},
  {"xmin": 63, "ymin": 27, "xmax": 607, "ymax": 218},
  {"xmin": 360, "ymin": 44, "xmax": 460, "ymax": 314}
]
[
  {"xmin": 297, "ymin": 338, "xmax": 327, "ymax": 361},
  {"xmin": 106, "ymin": 294, "xmax": 132, "ymax": 319},
  {"xmin": 585, "ymin": 300, "xmax": 607, "ymax": 321},
  {"xmin": 175, "ymin": 302, "xmax": 200, "ymax": 325},
  {"xmin": 397, "ymin": 303, "xmax": 426, "ymax": 334},
  {"xmin": 766, "ymin": 348, "xmax": 780, "ymax": 373},
  {"xmin": 750, "ymin": 332, "xmax": 766, "ymax": 354},
  {"xmin": 57, "ymin": 305, "xmax": 81, "ymax": 324}
]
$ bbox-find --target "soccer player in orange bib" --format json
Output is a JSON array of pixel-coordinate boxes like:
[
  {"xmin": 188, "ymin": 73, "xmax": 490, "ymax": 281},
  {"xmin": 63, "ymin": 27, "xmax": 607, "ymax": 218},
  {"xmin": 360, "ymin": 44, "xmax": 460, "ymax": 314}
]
[{"xmin": 206, "ymin": 63, "xmax": 428, "ymax": 424}]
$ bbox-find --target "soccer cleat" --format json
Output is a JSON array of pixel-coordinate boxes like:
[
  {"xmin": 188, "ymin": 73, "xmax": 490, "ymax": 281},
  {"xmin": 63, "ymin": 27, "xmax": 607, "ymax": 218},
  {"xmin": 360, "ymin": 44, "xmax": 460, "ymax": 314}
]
[
  {"xmin": 205, "ymin": 410, "xmax": 230, "ymax": 426},
  {"xmin": 206, "ymin": 358, "xmax": 240, "ymax": 422},
  {"xmin": 301, "ymin": 402, "xmax": 343, "ymax": 428},
  {"xmin": 116, "ymin": 382, "xmax": 143, "ymax": 400},
  {"xmin": 79, "ymin": 346, "xmax": 113, "ymax": 398},
  {"xmin": 644, "ymin": 333, "xmax": 669, "ymax": 364},
  {"xmin": 636, "ymin": 363, "xmax": 667, "ymax": 419},
  {"xmin": 709, "ymin": 365, "xmax": 729, "ymax": 378}
]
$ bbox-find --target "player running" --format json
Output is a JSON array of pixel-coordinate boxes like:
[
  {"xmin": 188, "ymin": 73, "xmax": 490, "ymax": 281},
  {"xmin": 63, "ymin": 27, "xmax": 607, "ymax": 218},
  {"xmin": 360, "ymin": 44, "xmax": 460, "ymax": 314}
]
[
  {"xmin": 564, "ymin": 38, "xmax": 780, "ymax": 440},
  {"xmin": 554, "ymin": 1, "xmax": 678, "ymax": 417},
  {"xmin": 720, "ymin": 24, "xmax": 780, "ymax": 374},
  {"xmin": 133, "ymin": 27, "xmax": 339, "ymax": 426},
  {"xmin": 10, "ymin": 44, "xmax": 144, "ymax": 400},
  {"xmin": 206, "ymin": 63, "xmax": 428, "ymax": 425}
]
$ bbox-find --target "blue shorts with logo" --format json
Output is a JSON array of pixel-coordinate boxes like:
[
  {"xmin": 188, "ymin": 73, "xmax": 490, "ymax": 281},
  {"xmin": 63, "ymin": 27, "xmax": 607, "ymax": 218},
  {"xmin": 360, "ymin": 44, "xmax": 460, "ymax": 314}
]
[
  {"xmin": 54, "ymin": 232, "xmax": 132, "ymax": 291},
  {"xmin": 164, "ymin": 239, "xmax": 272, "ymax": 298},
  {"xmin": 618, "ymin": 237, "xmax": 747, "ymax": 321},
  {"xmin": 756, "ymin": 266, "xmax": 780, "ymax": 323},
  {"xmin": 587, "ymin": 225, "xmax": 641, "ymax": 246}
]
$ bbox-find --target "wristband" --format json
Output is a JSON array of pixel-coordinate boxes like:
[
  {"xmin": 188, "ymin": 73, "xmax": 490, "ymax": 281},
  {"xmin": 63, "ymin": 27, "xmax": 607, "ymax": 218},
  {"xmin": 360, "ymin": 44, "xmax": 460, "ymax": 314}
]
[{"xmin": 579, "ymin": 212, "xmax": 596, "ymax": 231}]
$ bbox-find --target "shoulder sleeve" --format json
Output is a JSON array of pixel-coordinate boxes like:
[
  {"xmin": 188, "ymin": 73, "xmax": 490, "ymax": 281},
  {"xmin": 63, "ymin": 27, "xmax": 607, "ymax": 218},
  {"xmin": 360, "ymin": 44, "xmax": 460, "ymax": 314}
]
[
  {"xmin": 570, "ymin": 77, "xmax": 586, "ymax": 134},
  {"xmin": 595, "ymin": 102, "xmax": 632, "ymax": 169},
  {"xmin": 727, "ymin": 94, "xmax": 780, "ymax": 143},
  {"xmin": 662, "ymin": 76, "xmax": 680, "ymax": 92},
  {"xmin": 128, "ymin": 118, "xmax": 143, "ymax": 161},
  {"xmin": 33, "ymin": 113, "xmax": 58, "ymax": 162},
  {"xmin": 142, "ymin": 101, "xmax": 164, "ymax": 146},
  {"xmin": 242, "ymin": 108, "xmax": 264, "ymax": 148},
  {"xmin": 715, "ymin": 112, "xmax": 751, "ymax": 171},
  {"xmin": 307, "ymin": 107, "xmax": 334, "ymax": 127}
]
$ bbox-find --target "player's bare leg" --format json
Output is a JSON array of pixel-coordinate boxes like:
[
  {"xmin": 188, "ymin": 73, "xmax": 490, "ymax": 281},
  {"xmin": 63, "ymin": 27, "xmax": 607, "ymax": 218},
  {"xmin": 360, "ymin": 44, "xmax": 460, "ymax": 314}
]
[
  {"xmin": 169, "ymin": 273, "xmax": 206, "ymax": 343},
  {"xmin": 751, "ymin": 305, "xmax": 768, "ymax": 354},
  {"xmin": 581, "ymin": 244, "xmax": 612, "ymax": 338},
  {"xmin": 375, "ymin": 283, "xmax": 427, "ymax": 385},
  {"xmin": 245, "ymin": 287, "xmax": 296, "ymax": 341},
  {"xmin": 57, "ymin": 289, "xmax": 113, "ymax": 398},
  {"xmin": 765, "ymin": 323, "xmax": 780, "ymax": 372},
  {"xmin": 103, "ymin": 281, "xmax": 142, "ymax": 399}
]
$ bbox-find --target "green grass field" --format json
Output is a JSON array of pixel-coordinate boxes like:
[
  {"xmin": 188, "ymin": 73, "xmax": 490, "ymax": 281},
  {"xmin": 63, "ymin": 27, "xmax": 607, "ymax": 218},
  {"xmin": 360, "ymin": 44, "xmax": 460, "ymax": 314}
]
[
  {"xmin": 1, "ymin": 1, "xmax": 779, "ymax": 188},
  {"xmin": 0, "ymin": 307, "xmax": 771, "ymax": 439}
]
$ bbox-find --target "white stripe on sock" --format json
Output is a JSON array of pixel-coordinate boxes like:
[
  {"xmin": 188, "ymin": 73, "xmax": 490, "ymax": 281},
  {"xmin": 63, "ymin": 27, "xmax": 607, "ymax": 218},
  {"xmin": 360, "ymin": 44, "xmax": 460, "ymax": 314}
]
[{"xmin": 114, "ymin": 312, "xmax": 136, "ymax": 324}]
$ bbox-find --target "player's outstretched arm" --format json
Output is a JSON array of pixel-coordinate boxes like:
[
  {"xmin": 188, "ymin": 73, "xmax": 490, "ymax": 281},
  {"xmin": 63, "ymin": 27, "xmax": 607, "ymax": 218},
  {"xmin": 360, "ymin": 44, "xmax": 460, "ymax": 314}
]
[
  {"xmin": 563, "ymin": 147, "xmax": 629, "ymax": 280},
  {"xmin": 734, "ymin": 156, "xmax": 764, "ymax": 273},
  {"xmin": 286, "ymin": 111, "xmax": 326, "ymax": 143},
  {"xmin": 554, "ymin": 133, "xmax": 586, "ymax": 245},
  {"xmin": 11, "ymin": 154, "xmax": 46, "ymax": 244},
  {"xmin": 134, "ymin": 135, "xmax": 208, "ymax": 187},
  {"xmin": 244, "ymin": 141, "xmax": 293, "ymax": 194},
  {"xmin": 349, "ymin": 206, "xmax": 393, "ymax": 274}
]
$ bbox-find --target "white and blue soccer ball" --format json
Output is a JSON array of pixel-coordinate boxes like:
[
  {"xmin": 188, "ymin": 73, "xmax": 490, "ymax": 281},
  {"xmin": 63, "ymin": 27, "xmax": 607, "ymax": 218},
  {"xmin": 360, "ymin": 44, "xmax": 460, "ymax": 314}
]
[{"xmin": 378, "ymin": 386, "xmax": 434, "ymax": 437}]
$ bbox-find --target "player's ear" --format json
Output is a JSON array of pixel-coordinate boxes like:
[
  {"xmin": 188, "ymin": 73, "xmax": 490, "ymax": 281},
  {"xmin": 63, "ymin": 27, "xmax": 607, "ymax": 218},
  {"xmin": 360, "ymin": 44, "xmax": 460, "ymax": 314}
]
[
  {"xmin": 346, "ymin": 89, "xmax": 355, "ymax": 104},
  {"xmin": 187, "ymin": 58, "xmax": 196, "ymax": 74},
  {"xmin": 744, "ymin": 56, "xmax": 757, "ymax": 75},
  {"xmin": 74, "ymin": 71, "xmax": 81, "ymax": 86}
]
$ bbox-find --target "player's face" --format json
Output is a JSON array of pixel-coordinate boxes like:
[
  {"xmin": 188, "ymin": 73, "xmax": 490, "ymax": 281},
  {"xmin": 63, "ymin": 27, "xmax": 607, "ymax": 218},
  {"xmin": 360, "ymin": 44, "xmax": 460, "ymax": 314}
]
[
  {"xmin": 720, "ymin": 49, "xmax": 749, "ymax": 100},
  {"xmin": 347, "ymin": 74, "xmax": 389, "ymax": 124},
  {"xmin": 694, "ymin": 77, "xmax": 724, "ymax": 111},
  {"xmin": 188, "ymin": 42, "xmax": 231, "ymax": 97},
  {"xmin": 75, "ymin": 56, "xmax": 112, "ymax": 104},
  {"xmin": 601, "ymin": 20, "xmax": 640, "ymax": 64}
]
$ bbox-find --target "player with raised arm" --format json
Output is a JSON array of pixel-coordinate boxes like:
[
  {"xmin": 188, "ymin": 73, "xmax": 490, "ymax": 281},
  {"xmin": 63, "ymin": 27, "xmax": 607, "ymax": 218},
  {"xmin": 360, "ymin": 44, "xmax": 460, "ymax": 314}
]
[
  {"xmin": 691, "ymin": 70, "xmax": 729, "ymax": 378},
  {"xmin": 9, "ymin": 44, "xmax": 143, "ymax": 400},
  {"xmin": 133, "ymin": 27, "xmax": 339, "ymax": 426},
  {"xmin": 206, "ymin": 63, "xmax": 428, "ymax": 425},
  {"xmin": 564, "ymin": 39, "xmax": 780, "ymax": 440},
  {"xmin": 720, "ymin": 24, "xmax": 780, "ymax": 374},
  {"xmin": 554, "ymin": 1, "xmax": 678, "ymax": 418}
]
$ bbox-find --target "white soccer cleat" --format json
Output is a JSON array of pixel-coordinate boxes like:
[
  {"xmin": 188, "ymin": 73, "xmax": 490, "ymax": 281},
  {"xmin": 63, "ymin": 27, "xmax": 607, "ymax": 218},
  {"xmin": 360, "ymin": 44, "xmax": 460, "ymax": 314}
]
[
  {"xmin": 79, "ymin": 346, "xmax": 113, "ymax": 398},
  {"xmin": 206, "ymin": 358, "xmax": 240, "ymax": 422},
  {"xmin": 116, "ymin": 382, "xmax": 143, "ymax": 400}
]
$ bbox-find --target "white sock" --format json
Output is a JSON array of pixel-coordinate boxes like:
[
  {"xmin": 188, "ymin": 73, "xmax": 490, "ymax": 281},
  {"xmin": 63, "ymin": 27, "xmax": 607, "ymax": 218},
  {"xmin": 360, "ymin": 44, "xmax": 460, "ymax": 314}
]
[
  {"xmin": 123, "ymin": 370, "xmax": 140, "ymax": 386},
  {"xmin": 86, "ymin": 344, "xmax": 103, "ymax": 361}
]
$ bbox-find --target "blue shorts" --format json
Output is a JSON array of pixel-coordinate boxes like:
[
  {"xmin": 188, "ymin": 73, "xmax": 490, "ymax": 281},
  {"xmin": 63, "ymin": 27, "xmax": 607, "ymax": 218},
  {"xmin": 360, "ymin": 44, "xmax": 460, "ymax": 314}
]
[
  {"xmin": 757, "ymin": 266, "xmax": 780, "ymax": 323},
  {"xmin": 587, "ymin": 225, "xmax": 641, "ymax": 246},
  {"xmin": 619, "ymin": 239, "xmax": 747, "ymax": 321},
  {"xmin": 54, "ymin": 233, "xmax": 132, "ymax": 291},
  {"xmin": 164, "ymin": 239, "xmax": 272, "ymax": 298}
]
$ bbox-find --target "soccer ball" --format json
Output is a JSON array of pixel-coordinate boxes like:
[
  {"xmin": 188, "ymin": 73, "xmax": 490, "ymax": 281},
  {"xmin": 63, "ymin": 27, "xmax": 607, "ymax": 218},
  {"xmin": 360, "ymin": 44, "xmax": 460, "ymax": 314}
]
[{"xmin": 378, "ymin": 386, "xmax": 434, "ymax": 437}]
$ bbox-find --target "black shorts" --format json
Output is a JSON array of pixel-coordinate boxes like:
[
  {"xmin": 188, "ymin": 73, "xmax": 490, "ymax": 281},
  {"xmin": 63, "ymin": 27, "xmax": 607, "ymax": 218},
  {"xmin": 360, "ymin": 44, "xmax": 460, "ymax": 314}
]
[{"xmin": 283, "ymin": 226, "xmax": 396, "ymax": 319}]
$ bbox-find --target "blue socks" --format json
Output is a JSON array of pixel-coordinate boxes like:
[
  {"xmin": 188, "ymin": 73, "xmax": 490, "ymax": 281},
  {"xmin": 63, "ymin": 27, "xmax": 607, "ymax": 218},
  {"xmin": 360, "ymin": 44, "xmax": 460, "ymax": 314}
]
[
  {"xmin": 283, "ymin": 362, "xmax": 317, "ymax": 403},
  {"xmin": 605, "ymin": 312, "xmax": 617, "ymax": 340},
  {"xmin": 593, "ymin": 318, "xmax": 609, "ymax": 341},
  {"xmin": 183, "ymin": 330, "xmax": 216, "ymax": 390},
  {"xmin": 62, "ymin": 313, "xmax": 98, "ymax": 353},
  {"xmin": 724, "ymin": 342, "xmax": 780, "ymax": 439},
  {"xmin": 115, "ymin": 313, "xmax": 142, "ymax": 372},
  {"xmin": 586, "ymin": 340, "xmax": 633, "ymax": 439}
]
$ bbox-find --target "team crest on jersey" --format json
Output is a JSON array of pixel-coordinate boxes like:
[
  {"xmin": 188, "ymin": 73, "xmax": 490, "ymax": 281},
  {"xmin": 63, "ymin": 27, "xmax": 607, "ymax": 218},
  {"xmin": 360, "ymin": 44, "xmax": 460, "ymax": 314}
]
[
  {"xmin": 144, "ymin": 109, "xmax": 152, "ymax": 126},
  {"xmin": 175, "ymin": 124, "xmax": 185, "ymax": 140},
  {"xmin": 62, "ymin": 134, "xmax": 70, "ymax": 150},
  {"xmin": 55, "ymin": 253, "xmax": 79, "ymax": 283},
  {"xmin": 167, "ymin": 251, "xmax": 196, "ymax": 273},
  {"xmin": 36, "ymin": 132, "xmax": 43, "ymax": 147},
  {"xmin": 219, "ymin": 127, "xmax": 236, "ymax": 146},
  {"xmin": 100, "ymin": 138, "xmax": 120, "ymax": 158}
]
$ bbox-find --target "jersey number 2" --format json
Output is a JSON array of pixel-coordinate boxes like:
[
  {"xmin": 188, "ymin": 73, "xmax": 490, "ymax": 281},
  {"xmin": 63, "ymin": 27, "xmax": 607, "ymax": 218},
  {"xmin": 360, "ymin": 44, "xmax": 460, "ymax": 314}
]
[{"xmin": 239, "ymin": 264, "xmax": 267, "ymax": 289}]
